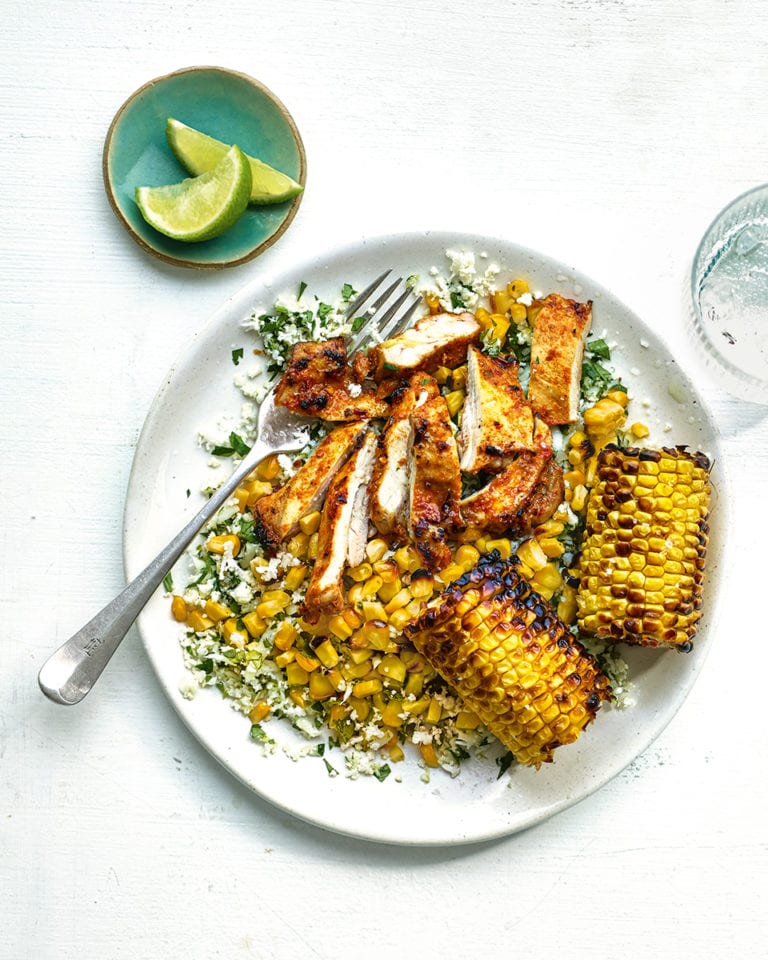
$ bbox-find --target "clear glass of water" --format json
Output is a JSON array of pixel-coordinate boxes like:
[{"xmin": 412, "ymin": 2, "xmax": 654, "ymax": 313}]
[{"xmin": 690, "ymin": 184, "xmax": 768, "ymax": 404}]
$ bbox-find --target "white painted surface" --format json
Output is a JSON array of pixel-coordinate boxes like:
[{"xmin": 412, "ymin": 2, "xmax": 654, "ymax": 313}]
[{"xmin": 2, "ymin": 0, "xmax": 767, "ymax": 957}]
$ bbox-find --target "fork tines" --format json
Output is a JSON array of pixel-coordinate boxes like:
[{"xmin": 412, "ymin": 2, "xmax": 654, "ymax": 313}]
[{"xmin": 345, "ymin": 270, "xmax": 421, "ymax": 355}]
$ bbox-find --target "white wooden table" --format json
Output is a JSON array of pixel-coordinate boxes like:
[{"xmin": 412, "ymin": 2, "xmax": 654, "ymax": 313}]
[{"xmin": 3, "ymin": 1, "xmax": 767, "ymax": 957}]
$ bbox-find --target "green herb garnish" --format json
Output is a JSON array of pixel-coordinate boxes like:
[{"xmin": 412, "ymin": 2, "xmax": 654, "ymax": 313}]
[
  {"xmin": 162, "ymin": 572, "xmax": 174, "ymax": 592},
  {"xmin": 231, "ymin": 347, "xmax": 244, "ymax": 365}
]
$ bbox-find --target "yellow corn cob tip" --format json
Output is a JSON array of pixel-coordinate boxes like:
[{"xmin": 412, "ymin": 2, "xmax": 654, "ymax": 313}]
[
  {"xmin": 403, "ymin": 551, "xmax": 611, "ymax": 768},
  {"xmin": 575, "ymin": 444, "xmax": 711, "ymax": 651}
]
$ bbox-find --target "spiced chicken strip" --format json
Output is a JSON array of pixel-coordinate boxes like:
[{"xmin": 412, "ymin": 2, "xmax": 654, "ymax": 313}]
[
  {"xmin": 368, "ymin": 374, "xmax": 440, "ymax": 537},
  {"xmin": 254, "ymin": 422, "xmax": 368, "ymax": 547},
  {"xmin": 302, "ymin": 431, "xmax": 378, "ymax": 618},
  {"xmin": 461, "ymin": 421, "xmax": 563, "ymax": 535},
  {"xmin": 527, "ymin": 294, "xmax": 592, "ymax": 425},
  {"xmin": 459, "ymin": 345, "xmax": 537, "ymax": 473},
  {"xmin": 408, "ymin": 395, "xmax": 463, "ymax": 572},
  {"xmin": 367, "ymin": 312, "xmax": 480, "ymax": 381},
  {"xmin": 274, "ymin": 338, "xmax": 389, "ymax": 421}
]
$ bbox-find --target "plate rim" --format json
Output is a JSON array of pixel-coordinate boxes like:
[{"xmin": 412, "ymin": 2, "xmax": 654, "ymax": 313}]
[
  {"xmin": 123, "ymin": 229, "xmax": 731, "ymax": 845},
  {"xmin": 102, "ymin": 64, "xmax": 307, "ymax": 270}
]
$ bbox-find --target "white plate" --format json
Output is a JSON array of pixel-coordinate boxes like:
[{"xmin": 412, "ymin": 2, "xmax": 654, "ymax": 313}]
[{"xmin": 123, "ymin": 231, "xmax": 727, "ymax": 846}]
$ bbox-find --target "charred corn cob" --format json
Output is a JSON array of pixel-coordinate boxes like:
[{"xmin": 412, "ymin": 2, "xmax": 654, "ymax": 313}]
[
  {"xmin": 404, "ymin": 552, "xmax": 611, "ymax": 767},
  {"xmin": 576, "ymin": 445, "xmax": 711, "ymax": 651}
]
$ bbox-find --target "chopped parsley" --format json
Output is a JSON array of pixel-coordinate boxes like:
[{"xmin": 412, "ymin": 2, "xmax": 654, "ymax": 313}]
[
  {"xmin": 211, "ymin": 431, "xmax": 251, "ymax": 458},
  {"xmin": 162, "ymin": 572, "xmax": 174, "ymax": 592},
  {"xmin": 231, "ymin": 347, "xmax": 244, "ymax": 366},
  {"xmin": 495, "ymin": 750, "xmax": 516, "ymax": 779}
]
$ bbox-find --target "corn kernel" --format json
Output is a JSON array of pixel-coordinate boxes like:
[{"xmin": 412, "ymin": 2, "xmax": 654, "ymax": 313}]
[
  {"xmin": 508, "ymin": 303, "xmax": 527, "ymax": 325},
  {"xmin": 307, "ymin": 532, "xmax": 320, "ymax": 560},
  {"xmin": 436, "ymin": 562, "xmax": 465, "ymax": 585},
  {"xmin": 256, "ymin": 455, "xmax": 281, "ymax": 481},
  {"xmin": 205, "ymin": 600, "xmax": 233, "ymax": 624},
  {"xmin": 284, "ymin": 564, "xmax": 308, "ymax": 591},
  {"xmin": 234, "ymin": 486, "xmax": 250, "ymax": 511},
  {"xmin": 171, "ymin": 596, "xmax": 188, "ymax": 622},
  {"xmin": 420, "ymin": 742, "xmax": 440, "ymax": 768},
  {"xmin": 484, "ymin": 539, "xmax": 512, "ymax": 561},
  {"xmin": 508, "ymin": 279, "xmax": 530, "ymax": 298},
  {"xmin": 373, "ymin": 559, "xmax": 400, "ymax": 583},
  {"xmin": 403, "ymin": 697, "xmax": 429, "ymax": 716},
  {"xmin": 384, "ymin": 587, "xmax": 411, "ymax": 614},
  {"xmin": 388, "ymin": 609, "xmax": 413, "ymax": 631},
  {"xmin": 206, "ymin": 533, "xmax": 241, "ymax": 556},
  {"xmin": 299, "ymin": 511, "xmax": 321, "ymax": 535},
  {"xmin": 377, "ymin": 577, "xmax": 402, "ymax": 603},
  {"xmin": 517, "ymin": 538, "xmax": 548, "ymax": 571},
  {"xmin": 532, "ymin": 562, "xmax": 563, "ymax": 591},
  {"xmin": 314, "ymin": 639, "xmax": 340, "ymax": 668},
  {"xmin": 404, "ymin": 672, "xmax": 424, "ymax": 697},
  {"xmin": 248, "ymin": 701, "xmax": 271, "ymax": 723},
  {"xmin": 445, "ymin": 390, "xmax": 465, "ymax": 418},
  {"xmin": 241, "ymin": 611, "xmax": 267, "ymax": 637},
  {"xmin": 353, "ymin": 679, "xmax": 383, "ymax": 698},
  {"xmin": 360, "ymin": 575, "xmax": 383, "ymax": 598},
  {"xmin": 389, "ymin": 743, "xmax": 405, "ymax": 763},
  {"xmin": 348, "ymin": 561, "xmax": 373, "ymax": 582},
  {"xmin": 186, "ymin": 610, "xmax": 214, "ymax": 632},
  {"xmin": 358, "ymin": 620, "xmax": 390, "ymax": 649},
  {"xmin": 348, "ymin": 697, "xmax": 371, "ymax": 721},
  {"xmin": 631, "ymin": 421, "xmax": 650, "ymax": 439},
  {"xmin": 288, "ymin": 689, "xmax": 306, "ymax": 709},
  {"xmin": 393, "ymin": 546, "xmax": 419, "ymax": 573},
  {"xmin": 273, "ymin": 622, "xmax": 298, "ymax": 650},
  {"xmin": 328, "ymin": 615, "xmax": 353, "ymax": 641},
  {"xmin": 256, "ymin": 599, "xmax": 289, "ymax": 619},
  {"xmin": 455, "ymin": 710, "xmax": 481, "ymax": 730},
  {"xmin": 246, "ymin": 481, "xmax": 273, "ymax": 507},
  {"xmin": 308, "ymin": 672, "xmax": 337, "ymax": 700},
  {"xmin": 539, "ymin": 537, "xmax": 565, "ymax": 559},
  {"xmin": 360, "ymin": 599, "xmax": 388, "ymax": 622},
  {"xmin": 454, "ymin": 544, "xmax": 480, "ymax": 570},
  {"xmin": 377, "ymin": 654, "xmax": 407, "ymax": 684},
  {"xmin": 273, "ymin": 649, "xmax": 295, "ymax": 668},
  {"xmin": 285, "ymin": 662, "xmax": 309, "ymax": 686},
  {"xmin": 571, "ymin": 484, "xmax": 588, "ymax": 512},
  {"xmin": 346, "ymin": 647, "xmax": 372, "ymax": 665},
  {"xmin": 365, "ymin": 538, "xmax": 389, "ymax": 563},
  {"xmin": 426, "ymin": 699, "xmax": 442, "ymax": 724},
  {"xmin": 380, "ymin": 699, "xmax": 405, "ymax": 727},
  {"xmin": 342, "ymin": 608, "xmax": 362, "ymax": 629},
  {"xmin": 434, "ymin": 364, "xmax": 453, "ymax": 382},
  {"xmin": 292, "ymin": 651, "xmax": 318, "ymax": 673},
  {"xmin": 286, "ymin": 532, "xmax": 309, "ymax": 559},
  {"xmin": 409, "ymin": 572, "xmax": 434, "ymax": 599}
]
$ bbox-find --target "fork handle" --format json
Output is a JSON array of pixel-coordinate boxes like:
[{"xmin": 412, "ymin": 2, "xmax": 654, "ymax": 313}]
[{"xmin": 38, "ymin": 438, "xmax": 277, "ymax": 705}]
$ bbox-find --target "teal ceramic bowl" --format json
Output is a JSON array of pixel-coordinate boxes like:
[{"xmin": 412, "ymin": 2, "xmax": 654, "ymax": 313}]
[{"xmin": 103, "ymin": 66, "xmax": 306, "ymax": 269}]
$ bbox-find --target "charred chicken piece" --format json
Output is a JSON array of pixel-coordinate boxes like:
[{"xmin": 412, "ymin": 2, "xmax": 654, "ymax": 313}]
[
  {"xmin": 408, "ymin": 394, "xmax": 463, "ymax": 572},
  {"xmin": 460, "ymin": 422, "xmax": 563, "ymax": 535},
  {"xmin": 302, "ymin": 431, "xmax": 378, "ymax": 618},
  {"xmin": 366, "ymin": 312, "xmax": 480, "ymax": 381},
  {"xmin": 254, "ymin": 422, "xmax": 369, "ymax": 547},
  {"xmin": 274, "ymin": 338, "xmax": 389, "ymax": 421},
  {"xmin": 368, "ymin": 374, "xmax": 440, "ymax": 538},
  {"xmin": 527, "ymin": 294, "xmax": 592, "ymax": 425},
  {"xmin": 459, "ymin": 345, "xmax": 537, "ymax": 473}
]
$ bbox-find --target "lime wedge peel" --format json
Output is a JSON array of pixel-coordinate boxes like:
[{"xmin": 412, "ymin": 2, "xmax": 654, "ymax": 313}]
[
  {"xmin": 134, "ymin": 145, "xmax": 252, "ymax": 243},
  {"xmin": 166, "ymin": 117, "xmax": 303, "ymax": 206}
]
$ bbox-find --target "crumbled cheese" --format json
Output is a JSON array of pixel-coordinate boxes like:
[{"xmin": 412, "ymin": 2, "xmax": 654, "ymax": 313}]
[
  {"xmin": 516, "ymin": 292, "xmax": 534, "ymax": 306},
  {"xmin": 347, "ymin": 383, "xmax": 363, "ymax": 398}
]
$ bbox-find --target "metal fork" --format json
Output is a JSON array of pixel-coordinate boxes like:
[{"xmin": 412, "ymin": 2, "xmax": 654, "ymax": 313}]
[{"xmin": 38, "ymin": 272, "xmax": 421, "ymax": 705}]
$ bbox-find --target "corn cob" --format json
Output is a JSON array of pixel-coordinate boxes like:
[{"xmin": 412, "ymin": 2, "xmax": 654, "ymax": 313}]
[
  {"xmin": 403, "ymin": 552, "xmax": 611, "ymax": 767},
  {"xmin": 576, "ymin": 445, "xmax": 711, "ymax": 651}
]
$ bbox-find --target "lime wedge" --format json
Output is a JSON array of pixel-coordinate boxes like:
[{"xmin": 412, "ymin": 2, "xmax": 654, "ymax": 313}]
[
  {"xmin": 166, "ymin": 117, "xmax": 303, "ymax": 206},
  {"xmin": 134, "ymin": 145, "xmax": 252, "ymax": 242}
]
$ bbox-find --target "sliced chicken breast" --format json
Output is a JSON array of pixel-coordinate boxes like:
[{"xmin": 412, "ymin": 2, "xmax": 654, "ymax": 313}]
[
  {"xmin": 527, "ymin": 294, "xmax": 592, "ymax": 425},
  {"xmin": 302, "ymin": 431, "xmax": 379, "ymax": 618},
  {"xmin": 368, "ymin": 375, "xmax": 440, "ymax": 537},
  {"xmin": 408, "ymin": 394, "xmax": 463, "ymax": 572},
  {"xmin": 274, "ymin": 338, "xmax": 389, "ymax": 421},
  {"xmin": 254, "ymin": 422, "xmax": 368, "ymax": 547},
  {"xmin": 459, "ymin": 346, "xmax": 537, "ymax": 473},
  {"xmin": 461, "ymin": 420, "xmax": 562, "ymax": 535},
  {"xmin": 369, "ymin": 312, "xmax": 480, "ymax": 380}
]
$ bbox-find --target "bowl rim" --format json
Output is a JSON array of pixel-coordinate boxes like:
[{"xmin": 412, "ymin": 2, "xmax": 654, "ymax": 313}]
[{"xmin": 102, "ymin": 65, "xmax": 307, "ymax": 270}]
